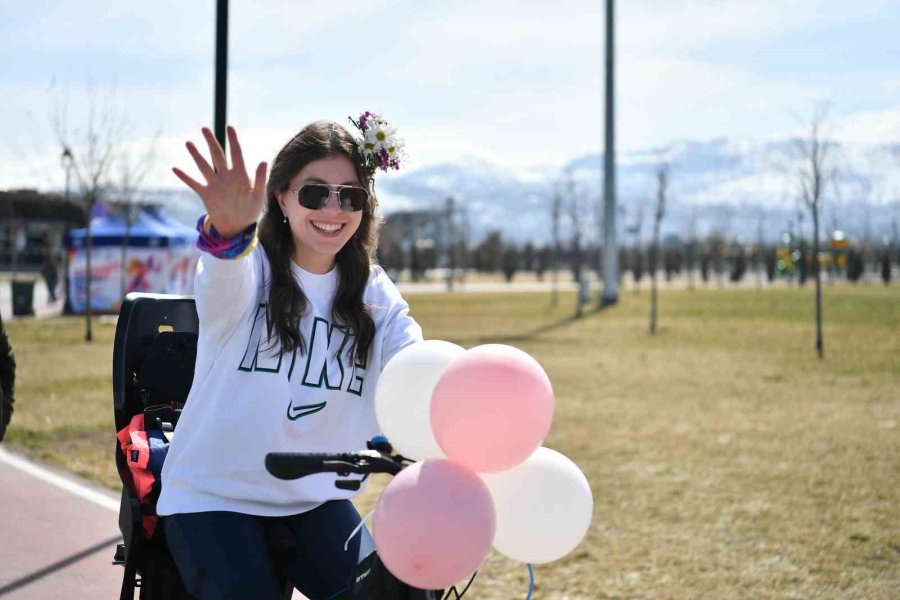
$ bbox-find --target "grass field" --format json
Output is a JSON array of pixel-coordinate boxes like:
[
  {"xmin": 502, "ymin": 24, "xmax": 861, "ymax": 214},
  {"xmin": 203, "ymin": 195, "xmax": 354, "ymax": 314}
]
[{"xmin": 4, "ymin": 284, "xmax": 899, "ymax": 599}]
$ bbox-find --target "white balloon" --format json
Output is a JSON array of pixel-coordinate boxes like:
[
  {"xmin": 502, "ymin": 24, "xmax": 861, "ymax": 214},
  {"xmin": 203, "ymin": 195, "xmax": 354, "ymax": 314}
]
[
  {"xmin": 480, "ymin": 447, "xmax": 593, "ymax": 564},
  {"xmin": 375, "ymin": 340, "xmax": 466, "ymax": 460}
]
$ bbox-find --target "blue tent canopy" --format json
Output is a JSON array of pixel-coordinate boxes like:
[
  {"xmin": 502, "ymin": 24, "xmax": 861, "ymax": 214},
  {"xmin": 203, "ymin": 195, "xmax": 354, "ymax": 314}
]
[{"xmin": 67, "ymin": 209, "xmax": 196, "ymax": 248}]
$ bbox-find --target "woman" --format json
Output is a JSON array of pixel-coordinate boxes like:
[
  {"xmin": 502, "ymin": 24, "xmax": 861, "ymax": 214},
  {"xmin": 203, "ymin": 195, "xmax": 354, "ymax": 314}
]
[{"xmin": 158, "ymin": 119, "xmax": 421, "ymax": 600}]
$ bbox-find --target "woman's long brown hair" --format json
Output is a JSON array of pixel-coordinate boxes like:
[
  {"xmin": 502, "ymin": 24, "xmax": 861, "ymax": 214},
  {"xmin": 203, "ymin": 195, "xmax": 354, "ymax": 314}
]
[{"xmin": 258, "ymin": 121, "xmax": 379, "ymax": 362}]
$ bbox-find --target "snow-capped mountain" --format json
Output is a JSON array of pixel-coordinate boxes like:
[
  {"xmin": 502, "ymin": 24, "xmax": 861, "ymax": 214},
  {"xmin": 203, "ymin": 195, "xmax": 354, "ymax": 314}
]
[{"xmin": 160, "ymin": 137, "xmax": 900, "ymax": 246}]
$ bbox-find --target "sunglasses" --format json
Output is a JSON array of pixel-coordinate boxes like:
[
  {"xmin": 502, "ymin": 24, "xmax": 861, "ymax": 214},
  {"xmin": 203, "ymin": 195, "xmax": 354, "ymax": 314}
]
[{"xmin": 289, "ymin": 183, "xmax": 369, "ymax": 212}]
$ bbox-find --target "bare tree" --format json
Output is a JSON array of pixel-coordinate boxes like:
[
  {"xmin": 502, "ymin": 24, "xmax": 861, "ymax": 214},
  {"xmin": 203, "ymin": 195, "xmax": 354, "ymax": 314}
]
[
  {"xmin": 852, "ymin": 158, "xmax": 887, "ymax": 284},
  {"xmin": 686, "ymin": 209, "xmax": 697, "ymax": 291},
  {"xmin": 650, "ymin": 164, "xmax": 668, "ymax": 335},
  {"xmin": 713, "ymin": 207, "xmax": 733, "ymax": 289},
  {"xmin": 551, "ymin": 187, "xmax": 562, "ymax": 307},
  {"xmin": 567, "ymin": 170, "xmax": 589, "ymax": 317},
  {"xmin": 795, "ymin": 104, "xmax": 837, "ymax": 360},
  {"xmin": 893, "ymin": 217, "xmax": 899, "ymax": 267},
  {"xmin": 51, "ymin": 83, "xmax": 157, "ymax": 340},
  {"xmin": 755, "ymin": 212, "xmax": 765, "ymax": 290},
  {"xmin": 628, "ymin": 202, "xmax": 645, "ymax": 292},
  {"xmin": 51, "ymin": 84, "xmax": 122, "ymax": 341},
  {"xmin": 117, "ymin": 132, "xmax": 160, "ymax": 301},
  {"xmin": 444, "ymin": 196, "xmax": 457, "ymax": 292}
]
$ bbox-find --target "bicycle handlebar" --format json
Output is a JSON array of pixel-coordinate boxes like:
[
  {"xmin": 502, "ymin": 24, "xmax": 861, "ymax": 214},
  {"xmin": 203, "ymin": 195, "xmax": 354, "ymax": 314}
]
[{"xmin": 265, "ymin": 449, "xmax": 406, "ymax": 480}]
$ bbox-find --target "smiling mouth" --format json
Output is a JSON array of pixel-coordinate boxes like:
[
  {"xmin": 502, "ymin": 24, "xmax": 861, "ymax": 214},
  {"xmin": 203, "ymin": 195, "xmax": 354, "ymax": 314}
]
[{"xmin": 311, "ymin": 221, "xmax": 345, "ymax": 234}]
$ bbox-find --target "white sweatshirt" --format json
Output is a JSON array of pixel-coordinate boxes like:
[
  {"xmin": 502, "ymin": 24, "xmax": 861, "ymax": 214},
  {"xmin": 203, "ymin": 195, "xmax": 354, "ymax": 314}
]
[{"xmin": 157, "ymin": 244, "xmax": 422, "ymax": 517}]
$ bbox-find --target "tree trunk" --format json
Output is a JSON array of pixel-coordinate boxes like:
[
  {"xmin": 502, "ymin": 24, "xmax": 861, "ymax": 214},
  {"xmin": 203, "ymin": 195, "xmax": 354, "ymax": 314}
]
[
  {"xmin": 551, "ymin": 199, "xmax": 560, "ymax": 308},
  {"xmin": 687, "ymin": 243, "xmax": 695, "ymax": 291},
  {"xmin": 85, "ymin": 198, "xmax": 94, "ymax": 343},
  {"xmin": 813, "ymin": 206, "xmax": 823, "ymax": 359},
  {"xmin": 650, "ymin": 224, "xmax": 660, "ymax": 335},
  {"xmin": 120, "ymin": 204, "xmax": 132, "ymax": 302},
  {"xmin": 445, "ymin": 197, "xmax": 455, "ymax": 293},
  {"xmin": 574, "ymin": 233, "xmax": 583, "ymax": 318}
]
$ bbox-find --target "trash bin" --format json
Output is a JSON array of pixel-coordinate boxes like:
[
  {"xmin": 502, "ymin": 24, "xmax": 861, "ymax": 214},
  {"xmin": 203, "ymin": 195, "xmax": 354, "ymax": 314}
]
[{"xmin": 11, "ymin": 280, "xmax": 35, "ymax": 316}]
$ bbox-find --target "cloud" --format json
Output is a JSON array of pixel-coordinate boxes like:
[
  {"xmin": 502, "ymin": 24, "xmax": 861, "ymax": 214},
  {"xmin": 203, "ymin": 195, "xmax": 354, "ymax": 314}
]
[
  {"xmin": 3, "ymin": 0, "xmax": 899, "ymax": 192},
  {"xmin": 618, "ymin": 0, "xmax": 893, "ymax": 53},
  {"xmin": 831, "ymin": 107, "xmax": 900, "ymax": 144}
]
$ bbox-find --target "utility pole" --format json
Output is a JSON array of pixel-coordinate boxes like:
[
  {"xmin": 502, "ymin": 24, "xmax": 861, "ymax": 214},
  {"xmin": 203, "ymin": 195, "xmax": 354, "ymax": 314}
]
[
  {"xmin": 600, "ymin": 0, "xmax": 619, "ymax": 306},
  {"xmin": 215, "ymin": 0, "xmax": 229, "ymax": 150}
]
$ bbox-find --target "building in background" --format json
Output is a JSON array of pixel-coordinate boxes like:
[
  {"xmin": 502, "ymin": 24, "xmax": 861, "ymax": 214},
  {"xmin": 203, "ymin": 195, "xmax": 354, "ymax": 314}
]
[{"xmin": 0, "ymin": 190, "xmax": 84, "ymax": 271}]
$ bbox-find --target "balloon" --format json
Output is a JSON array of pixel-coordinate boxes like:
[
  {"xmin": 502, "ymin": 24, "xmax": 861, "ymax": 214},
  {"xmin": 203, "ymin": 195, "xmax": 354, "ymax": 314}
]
[
  {"xmin": 375, "ymin": 340, "xmax": 465, "ymax": 459},
  {"xmin": 374, "ymin": 460, "xmax": 496, "ymax": 590},
  {"xmin": 480, "ymin": 447, "xmax": 593, "ymax": 564},
  {"xmin": 431, "ymin": 344, "xmax": 554, "ymax": 472}
]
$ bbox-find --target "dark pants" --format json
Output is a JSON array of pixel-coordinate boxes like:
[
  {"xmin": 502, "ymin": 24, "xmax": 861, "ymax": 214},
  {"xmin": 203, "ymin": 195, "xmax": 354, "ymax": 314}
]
[{"xmin": 162, "ymin": 500, "xmax": 374, "ymax": 600}]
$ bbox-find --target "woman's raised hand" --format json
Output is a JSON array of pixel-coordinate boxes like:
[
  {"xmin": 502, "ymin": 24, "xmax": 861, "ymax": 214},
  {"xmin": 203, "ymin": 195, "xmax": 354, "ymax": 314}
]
[{"xmin": 173, "ymin": 126, "xmax": 267, "ymax": 238}]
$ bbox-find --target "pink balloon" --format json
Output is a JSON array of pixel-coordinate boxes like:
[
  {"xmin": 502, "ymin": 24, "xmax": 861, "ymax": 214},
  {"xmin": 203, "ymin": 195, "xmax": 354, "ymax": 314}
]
[
  {"xmin": 374, "ymin": 460, "xmax": 496, "ymax": 590},
  {"xmin": 431, "ymin": 344, "xmax": 554, "ymax": 472}
]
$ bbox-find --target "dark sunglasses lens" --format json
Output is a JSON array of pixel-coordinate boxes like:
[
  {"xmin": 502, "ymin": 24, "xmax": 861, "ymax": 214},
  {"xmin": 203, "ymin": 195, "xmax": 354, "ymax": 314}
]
[
  {"xmin": 298, "ymin": 184, "xmax": 330, "ymax": 209},
  {"xmin": 339, "ymin": 188, "xmax": 368, "ymax": 212}
]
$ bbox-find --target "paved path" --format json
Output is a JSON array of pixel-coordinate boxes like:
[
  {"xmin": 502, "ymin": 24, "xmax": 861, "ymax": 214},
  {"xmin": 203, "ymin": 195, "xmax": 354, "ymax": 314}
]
[
  {"xmin": 2, "ymin": 270, "xmax": 813, "ymax": 321},
  {"xmin": 0, "ymin": 448, "xmax": 123, "ymax": 599},
  {"xmin": 0, "ymin": 448, "xmax": 311, "ymax": 599}
]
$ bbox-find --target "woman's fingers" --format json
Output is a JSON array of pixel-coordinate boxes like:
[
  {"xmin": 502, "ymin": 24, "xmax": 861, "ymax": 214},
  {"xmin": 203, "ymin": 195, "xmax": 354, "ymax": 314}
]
[
  {"xmin": 172, "ymin": 167, "xmax": 204, "ymax": 195},
  {"xmin": 185, "ymin": 141, "xmax": 215, "ymax": 182},
  {"xmin": 202, "ymin": 127, "xmax": 228, "ymax": 172},
  {"xmin": 253, "ymin": 162, "xmax": 268, "ymax": 202},
  {"xmin": 227, "ymin": 126, "xmax": 247, "ymax": 174},
  {"xmin": 177, "ymin": 127, "xmax": 264, "ymax": 226}
]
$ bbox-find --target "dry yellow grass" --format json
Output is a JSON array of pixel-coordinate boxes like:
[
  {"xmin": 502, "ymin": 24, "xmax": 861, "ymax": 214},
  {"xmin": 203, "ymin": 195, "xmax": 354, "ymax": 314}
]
[{"xmin": 5, "ymin": 285, "xmax": 899, "ymax": 599}]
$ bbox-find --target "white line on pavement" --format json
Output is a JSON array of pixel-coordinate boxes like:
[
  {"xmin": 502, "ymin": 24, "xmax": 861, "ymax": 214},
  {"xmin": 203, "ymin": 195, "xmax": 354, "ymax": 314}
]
[{"xmin": 0, "ymin": 447, "xmax": 119, "ymax": 512}]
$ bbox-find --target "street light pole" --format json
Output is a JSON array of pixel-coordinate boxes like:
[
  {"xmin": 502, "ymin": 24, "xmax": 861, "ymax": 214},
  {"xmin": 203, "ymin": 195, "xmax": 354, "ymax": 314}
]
[
  {"xmin": 62, "ymin": 148, "xmax": 73, "ymax": 201},
  {"xmin": 600, "ymin": 0, "xmax": 619, "ymax": 306},
  {"xmin": 61, "ymin": 147, "xmax": 74, "ymax": 314},
  {"xmin": 215, "ymin": 0, "xmax": 229, "ymax": 150}
]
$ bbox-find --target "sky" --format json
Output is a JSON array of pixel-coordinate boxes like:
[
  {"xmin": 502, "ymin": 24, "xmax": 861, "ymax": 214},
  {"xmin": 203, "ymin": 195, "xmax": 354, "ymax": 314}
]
[{"xmin": 2, "ymin": 0, "xmax": 900, "ymax": 191}]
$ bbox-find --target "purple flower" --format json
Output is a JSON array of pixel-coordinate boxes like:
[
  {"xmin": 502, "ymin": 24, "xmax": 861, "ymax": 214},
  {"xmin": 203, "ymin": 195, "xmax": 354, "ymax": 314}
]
[{"xmin": 359, "ymin": 111, "xmax": 379, "ymax": 132}]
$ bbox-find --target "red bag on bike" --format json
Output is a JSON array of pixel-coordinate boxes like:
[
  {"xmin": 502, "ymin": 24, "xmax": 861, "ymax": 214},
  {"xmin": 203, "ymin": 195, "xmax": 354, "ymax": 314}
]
[{"xmin": 116, "ymin": 406, "xmax": 176, "ymax": 539}]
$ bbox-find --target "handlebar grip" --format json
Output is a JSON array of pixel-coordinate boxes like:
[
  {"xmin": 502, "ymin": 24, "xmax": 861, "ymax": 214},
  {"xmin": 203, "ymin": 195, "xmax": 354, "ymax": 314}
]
[{"xmin": 265, "ymin": 452, "xmax": 357, "ymax": 480}]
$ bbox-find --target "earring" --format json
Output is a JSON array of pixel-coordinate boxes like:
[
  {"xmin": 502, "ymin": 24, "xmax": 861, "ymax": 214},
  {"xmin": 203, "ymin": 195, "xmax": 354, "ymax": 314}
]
[{"xmin": 283, "ymin": 214, "xmax": 288, "ymax": 224}]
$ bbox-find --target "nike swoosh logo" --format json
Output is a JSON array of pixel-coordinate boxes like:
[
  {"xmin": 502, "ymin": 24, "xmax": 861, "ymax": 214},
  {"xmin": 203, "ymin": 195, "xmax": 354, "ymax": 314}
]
[{"xmin": 286, "ymin": 399, "xmax": 327, "ymax": 421}]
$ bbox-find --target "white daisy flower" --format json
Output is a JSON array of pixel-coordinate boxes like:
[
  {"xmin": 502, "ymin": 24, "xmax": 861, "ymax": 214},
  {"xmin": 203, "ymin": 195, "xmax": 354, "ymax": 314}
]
[{"xmin": 349, "ymin": 112, "xmax": 406, "ymax": 173}]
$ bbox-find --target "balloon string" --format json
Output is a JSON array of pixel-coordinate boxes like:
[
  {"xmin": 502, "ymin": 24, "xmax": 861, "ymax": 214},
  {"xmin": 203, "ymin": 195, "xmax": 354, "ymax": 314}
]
[
  {"xmin": 526, "ymin": 563, "xmax": 535, "ymax": 599},
  {"xmin": 441, "ymin": 572, "xmax": 477, "ymax": 599},
  {"xmin": 344, "ymin": 509, "xmax": 375, "ymax": 552}
]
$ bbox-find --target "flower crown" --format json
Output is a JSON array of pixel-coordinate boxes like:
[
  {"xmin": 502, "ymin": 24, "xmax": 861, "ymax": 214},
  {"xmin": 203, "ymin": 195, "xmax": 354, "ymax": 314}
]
[{"xmin": 347, "ymin": 111, "xmax": 406, "ymax": 177}]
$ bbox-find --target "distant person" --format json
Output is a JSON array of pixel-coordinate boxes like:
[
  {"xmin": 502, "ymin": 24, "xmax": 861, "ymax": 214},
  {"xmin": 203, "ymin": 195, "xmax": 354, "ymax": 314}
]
[
  {"xmin": 0, "ymin": 313, "xmax": 16, "ymax": 443},
  {"xmin": 41, "ymin": 254, "xmax": 60, "ymax": 302}
]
